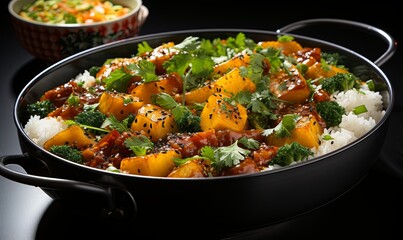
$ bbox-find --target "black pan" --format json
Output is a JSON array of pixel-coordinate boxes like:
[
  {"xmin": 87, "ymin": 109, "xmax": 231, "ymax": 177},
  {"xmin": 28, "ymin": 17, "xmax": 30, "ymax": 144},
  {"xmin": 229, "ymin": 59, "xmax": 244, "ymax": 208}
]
[{"xmin": 0, "ymin": 19, "xmax": 397, "ymax": 239}]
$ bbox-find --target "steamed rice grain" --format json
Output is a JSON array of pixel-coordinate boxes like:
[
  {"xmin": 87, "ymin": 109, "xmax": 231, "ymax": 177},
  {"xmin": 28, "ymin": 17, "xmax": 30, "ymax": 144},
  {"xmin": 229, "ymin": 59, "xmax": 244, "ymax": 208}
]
[
  {"xmin": 332, "ymin": 88, "xmax": 385, "ymax": 122},
  {"xmin": 73, "ymin": 70, "xmax": 96, "ymax": 88},
  {"xmin": 24, "ymin": 115, "xmax": 68, "ymax": 147},
  {"xmin": 314, "ymin": 128, "xmax": 357, "ymax": 157},
  {"xmin": 338, "ymin": 112, "xmax": 377, "ymax": 138}
]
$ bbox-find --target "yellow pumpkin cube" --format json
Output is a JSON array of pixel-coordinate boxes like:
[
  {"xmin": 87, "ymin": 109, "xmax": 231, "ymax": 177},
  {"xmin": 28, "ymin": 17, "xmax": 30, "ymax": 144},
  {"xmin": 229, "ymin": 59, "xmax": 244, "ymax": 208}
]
[
  {"xmin": 174, "ymin": 83, "xmax": 223, "ymax": 105},
  {"xmin": 266, "ymin": 115, "xmax": 323, "ymax": 149},
  {"xmin": 43, "ymin": 125, "xmax": 95, "ymax": 150},
  {"xmin": 131, "ymin": 104, "xmax": 178, "ymax": 141},
  {"xmin": 200, "ymin": 93, "xmax": 248, "ymax": 132},
  {"xmin": 98, "ymin": 91, "xmax": 143, "ymax": 121},
  {"xmin": 305, "ymin": 62, "xmax": 349, "ymax": 80},
  {"xmin": 213, "ymin": 52, "xmax": 251, "ymax": 75},
  {"xmin": 120, "ymin": 150, "xmax": 182, "ymax": 177},
  {"xmin": 214, "ymin": 68, "xmax": 256, "ymax": 95},
  {"xmin": 167, "ymin": 159, "xmax": 211, "ymax": 178},
  {"xmin": 130, "ymin": 73, "xmax": 182, "ymax": 104},
  {"xmin": 258, "ymin": 40, "xmax": 303, "ymax": 56}
]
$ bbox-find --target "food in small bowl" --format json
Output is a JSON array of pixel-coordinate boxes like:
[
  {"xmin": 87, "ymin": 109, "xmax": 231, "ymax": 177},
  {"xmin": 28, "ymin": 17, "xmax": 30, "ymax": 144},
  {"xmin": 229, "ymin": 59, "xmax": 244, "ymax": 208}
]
[{"xmin": 8, "ymin": 0, "xmax": 148, "ymax": 63}]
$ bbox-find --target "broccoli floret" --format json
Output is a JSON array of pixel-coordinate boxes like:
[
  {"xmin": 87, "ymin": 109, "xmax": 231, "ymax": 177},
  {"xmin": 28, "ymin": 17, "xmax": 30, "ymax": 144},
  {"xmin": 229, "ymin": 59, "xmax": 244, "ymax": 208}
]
[
  {"xmin": 172, "ymin": 106, "xmax": 201, "ymax": 132},
  {"xmin": 74, "ymin": 110, "xmax": 107, "ymax": 128},
  {"xmin": 49, "ymin": 145, "xmax": 83, "ymax": 164},
  {"xmin": 321, "ymin": 73, "xmax": 359, "ymax": 94},
  {"xmin": 316, "ymin": 101, "xmax": 346, "ymax": 127},
  {"xmin": 272, "ymin": 142, "xmax": 314, "ymax": 167},
  {"xmin": 88, "ymin": 66, "xmax": 101, "ymax": 77},
  {"xmin": 321, "ymin": 52, "xmax": 345, "ymax": 66},
  {"xmin": 26, "ymin": 100, "xmax": 55, "ymax": 118}
]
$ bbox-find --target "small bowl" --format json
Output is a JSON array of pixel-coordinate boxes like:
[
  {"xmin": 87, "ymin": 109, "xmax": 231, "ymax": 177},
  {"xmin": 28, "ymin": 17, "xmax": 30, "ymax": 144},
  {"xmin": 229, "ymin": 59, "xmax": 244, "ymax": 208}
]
[{"xmin": 8, "ymin": 0, "xmax": 148, "ymax": 63}]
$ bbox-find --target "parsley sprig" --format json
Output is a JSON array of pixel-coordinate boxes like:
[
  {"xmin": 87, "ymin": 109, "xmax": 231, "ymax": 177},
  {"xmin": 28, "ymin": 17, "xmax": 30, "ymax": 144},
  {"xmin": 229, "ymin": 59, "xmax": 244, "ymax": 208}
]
[{"xmin": 262, "ymin": 114, "xmax": 301, "ymax": 138}]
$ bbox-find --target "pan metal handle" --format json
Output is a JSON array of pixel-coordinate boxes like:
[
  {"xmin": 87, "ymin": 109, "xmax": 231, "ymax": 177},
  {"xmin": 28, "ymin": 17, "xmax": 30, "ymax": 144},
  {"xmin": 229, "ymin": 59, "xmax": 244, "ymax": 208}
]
[
  {"xmin": 276, "ymin": 18, "xmax": 397, "ymax": 67},
  {"xmin": 0, "ymin": 154, "xmax": 137, "ymax": 221}
]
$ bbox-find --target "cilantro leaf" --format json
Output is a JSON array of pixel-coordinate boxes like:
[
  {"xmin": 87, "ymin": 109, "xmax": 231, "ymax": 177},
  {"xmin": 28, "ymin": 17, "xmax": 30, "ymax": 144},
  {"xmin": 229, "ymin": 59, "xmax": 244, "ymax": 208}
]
[
  {"xmin": 163, "ymin": 53, "xmax": 193, "ymax": 76},
  {"xmin": 126, "ymin": 59, "xmax": 158, "ymax": 83},
  {"xmin": 137, "ymin": 41, "xmax": 153, "ymax": 56},
  {"xmin": 258, "ymin": 47, "xmax": 282, "ymax": 74},
  {"xmin": 277, "ymin": 35, "xmax": 294, "ymax": 42},
  {"xmin": 101, "ymin": 115, "xmax": 132, "ymax": 133},
  {"xmin": 238, "ymin": 137, "xmax": 260, "ymax": 150},
  {"xmin": 102, "ymin": 68, "xmax": 132, "ymax": 92},
  {"xmin": 124, "ymin": 135, "xmax": 154, "ymax": 156},
  {"xmin": 174, "ymin": 36, "xmax": 200, "ymax": 52},
  {"xmin": 209, "ymin": 140, "xmax": 251, "ymax": 172},
  {"xmin": 262, "ymin": 114, "xmax": 301, "ymax": 138}
]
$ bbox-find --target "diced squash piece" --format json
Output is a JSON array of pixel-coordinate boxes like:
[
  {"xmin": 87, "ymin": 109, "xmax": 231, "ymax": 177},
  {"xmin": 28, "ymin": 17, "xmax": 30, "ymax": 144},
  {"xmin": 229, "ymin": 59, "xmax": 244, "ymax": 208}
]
[
  {"xmin": 258, "ymin": 40, "xmax": 303, "ymax": 56},
  {"xmin": 175, "ymin": 67, "xmax": 255, "ymax": 105},
  {"xmin": 130, "ymin": 73, "xmax": 182, "ymax": 104},
  {"xmin": 120, "ymin": 149, "xmax": 181, "ymax": 177},
  {"xmin": 43, "ymin": 125, "xmax": 95, "ymax": 150},
  {"xmin": 98, "ymin": 91, "xmax": 143, "ymax": 121},
  {"xmin": 266, "ymin": 115, "xmax": 323, "ymax": 149},
  {"xmin": 174, "ymin": 83, "xmax": 223, "ymax": 105},
  {"xmin": 200, "ymin": 93, "xmax": 248, "ymax": 132},
  {"xmin": 269, "ymin": 65, "xmax": 311, "ymax": 103},
  {"xmin": 131, "ymin": 104, "xmax": 178, "ymax": 141},
  {"xmin": 213, "ymin": 52, "xmax": 251, "ymax": 75},
  {"xmin": 305, "ymin": 62, "xmax": 349, "ymax": 80},
  {"xmin": 142, "ymin": 42, "xmax": 178, "ymax": 75},
  {"xmin": 167, "ymin": 159, "xmax": 211, "ymax": 178},
  {"xmin": 214, "ymin": 68, "xmax": 256, "ymax": 95}
]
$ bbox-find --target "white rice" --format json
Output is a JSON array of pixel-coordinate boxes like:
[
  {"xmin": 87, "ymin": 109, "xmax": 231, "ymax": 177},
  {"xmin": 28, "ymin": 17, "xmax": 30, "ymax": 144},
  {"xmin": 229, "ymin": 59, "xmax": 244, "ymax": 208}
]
[
  {"xmin": 332, "ymin": 88, "xmax": 385, "ymax": 123},
  {"xmin": 313, "ymin": 86, "xmax": 384, "ymax": 157},
  {"xmin": 24, "ymin": 115, "xmax": 68, "ymax": 147},
  {"xmin": 73, "ymin": 70, "xmax": 96, "ymax": 88}
]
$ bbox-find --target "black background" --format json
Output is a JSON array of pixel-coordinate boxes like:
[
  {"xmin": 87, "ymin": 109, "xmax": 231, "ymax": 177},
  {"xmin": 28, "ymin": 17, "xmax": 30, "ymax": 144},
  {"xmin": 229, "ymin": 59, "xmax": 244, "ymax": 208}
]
[{"xmin": 1, "ymin": 0, "xmax": 402, "ymax": 239}]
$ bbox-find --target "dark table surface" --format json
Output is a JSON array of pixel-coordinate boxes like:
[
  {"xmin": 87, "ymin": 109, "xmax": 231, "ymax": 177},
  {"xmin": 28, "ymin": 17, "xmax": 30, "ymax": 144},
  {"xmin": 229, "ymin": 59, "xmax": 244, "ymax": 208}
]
[{"xmin": 1, "ymin": 0, "xmax": 403, "ymax": 239}]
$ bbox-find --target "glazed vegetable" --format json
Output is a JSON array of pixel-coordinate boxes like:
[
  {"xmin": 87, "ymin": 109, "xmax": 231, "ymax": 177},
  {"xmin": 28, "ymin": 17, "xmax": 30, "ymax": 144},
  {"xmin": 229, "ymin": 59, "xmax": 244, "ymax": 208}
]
[
  {"xmin": 130, "ymin": 104, "xmax": 178, "ymax": 141},
  {"xmin": 120, "ymin": 149, "xmax": 182, "ymax": 177},
  {"xmin": 265, "ymin": 114, "xmax": 323, "ymax": 149},
  {"xmin": 43, "ymin": 125, "xmax": 95, "ymax": 150},
  {"xmin": 23, "ymin": 32, "xmax": 384, "ymax": 178},
  {"xmin": 200, "ymin": 93, "xmax": 248, "ymax": 132}
]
